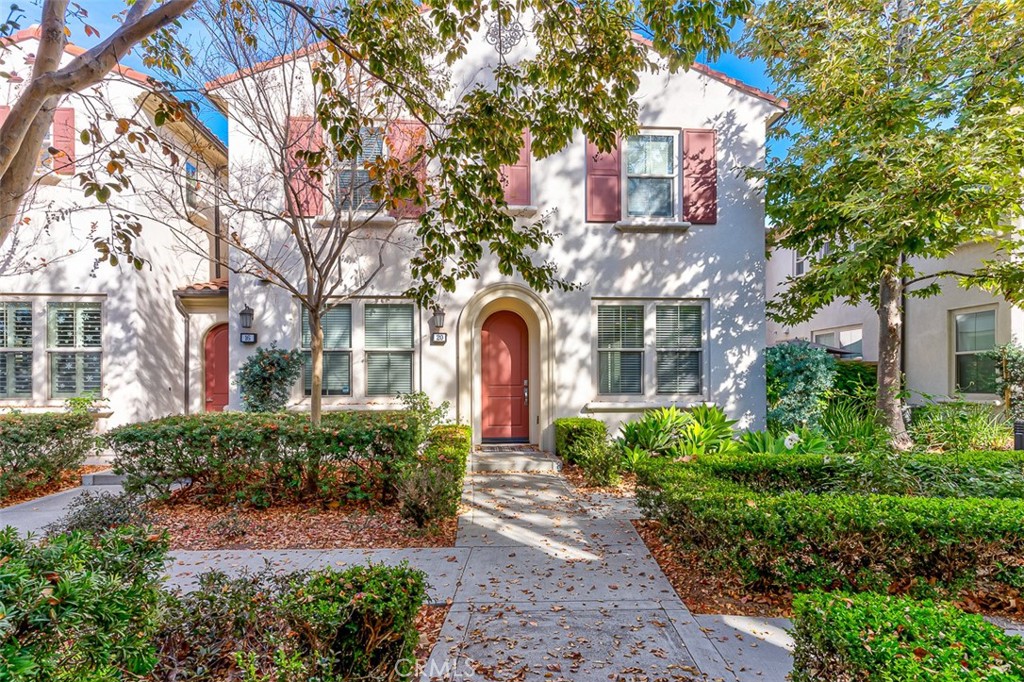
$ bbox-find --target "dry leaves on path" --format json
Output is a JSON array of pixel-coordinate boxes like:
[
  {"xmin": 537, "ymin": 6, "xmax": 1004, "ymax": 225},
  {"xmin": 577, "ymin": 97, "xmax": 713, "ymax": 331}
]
[
  {"xmin": 0, "ymin": 466, "xmax": 108, "ymax": 509},
  {"xmin": 152, "ymin": 501, "xmax": 457, "ymax": 550},
  {"xmin": 561, "ymin": 463, "xmax": 636, "ymax": 497}
]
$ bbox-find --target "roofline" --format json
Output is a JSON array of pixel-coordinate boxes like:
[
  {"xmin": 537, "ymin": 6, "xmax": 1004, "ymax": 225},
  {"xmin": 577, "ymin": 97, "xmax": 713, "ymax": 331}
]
[
  {"xmin": 3, "ymin": 26, "xmax": 227, "ymax": 153},
  {"xmin": 204, "ymin": 24, "xmax": 785, "ymax": 109}
]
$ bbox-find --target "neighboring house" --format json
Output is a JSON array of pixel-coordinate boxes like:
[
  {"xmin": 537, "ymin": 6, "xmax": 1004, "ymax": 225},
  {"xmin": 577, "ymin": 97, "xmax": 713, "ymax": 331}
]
[
  {"xmin": 205, "ymin": 27, "xmax": 784, "ymax": 450},
  {"xmin": 765, "ymin": 238, "xmax": 1024, "ymax": 403},
  {"xmin": 0, "ymin": 27, "xmax": 227, "ymax": 427}
]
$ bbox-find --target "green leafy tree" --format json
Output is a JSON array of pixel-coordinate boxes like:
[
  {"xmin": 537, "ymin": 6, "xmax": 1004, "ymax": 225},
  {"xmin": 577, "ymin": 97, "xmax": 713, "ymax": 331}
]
[{"xmin": 746, "ymin": 0, "xmax": 1024, "ymax": 447}]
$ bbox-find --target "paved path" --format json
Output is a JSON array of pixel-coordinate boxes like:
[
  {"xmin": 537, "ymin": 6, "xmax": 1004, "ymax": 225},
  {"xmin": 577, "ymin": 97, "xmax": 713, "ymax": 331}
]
[{"xmin": 421, "ymin": 447, "xmax": 793, "ymax": 681}]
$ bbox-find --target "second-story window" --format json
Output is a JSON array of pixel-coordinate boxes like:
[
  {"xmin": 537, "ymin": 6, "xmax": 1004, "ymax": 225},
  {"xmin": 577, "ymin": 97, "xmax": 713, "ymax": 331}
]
[
  {"xmin": 336, "ymin": 128, "xmax": 384, "ymax": 213},
  {"xmin": 185, "ymin": 161, "xmax": 199, "ymax": 209},
  {"xmin": 624, "ymin": 132, "xmax": 679, "ymax": 219}
]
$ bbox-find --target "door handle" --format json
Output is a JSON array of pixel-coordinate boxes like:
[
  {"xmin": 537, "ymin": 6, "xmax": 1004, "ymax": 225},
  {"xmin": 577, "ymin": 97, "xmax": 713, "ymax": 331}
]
[{"xmin": 523, "ymin": 380, "xmax": 529, "ymax": 405}]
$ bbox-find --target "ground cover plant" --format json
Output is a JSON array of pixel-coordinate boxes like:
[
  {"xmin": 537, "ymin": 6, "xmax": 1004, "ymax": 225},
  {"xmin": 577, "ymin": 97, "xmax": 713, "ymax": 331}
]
[
  {"xmin": 0, "ymin": 412, "xmax": 96, "ymax": 503},
  {"xmin": 637, "ymin": 450, "xmax": 1024, "ymax": 612},
  {"xmin": 791, "ymin": 592, "xmax": 1024, "ymax": 681}
]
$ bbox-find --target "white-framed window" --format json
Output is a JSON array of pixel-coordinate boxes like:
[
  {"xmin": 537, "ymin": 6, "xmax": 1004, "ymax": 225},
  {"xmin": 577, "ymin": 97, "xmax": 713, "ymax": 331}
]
[
  {"xmin": 47, "ymin": 302, "xmax": 102, "ymax": 399},
  {"xmin": 598, "ymin": 305, "xmax": 645, "ymax": 394},
  {"xmin": 185, "ymin": 161, "xmax": 199, "ymax": 209},
  {"xmin": 301, "ymin": 305, "xmax": 352, "ymax": 396},
  {"xmin": 365, "ymin": 303, "xmax": 414, "ymax": 396},
  {"xmin": 813, "ymin": 326, "xmax": 863, "ymax": 358},
  {"xmin": 596, "ymin": 300, "xmax": 708, "ymax": 398},
  {"xmin": 624, "ymin": 131, "xmax": 679, "ymax": 220},
  {"xmin": 336, "ymin": 127, "xmax": 385, "ymax": 213},
  {"xmin": 794, "ymin": 243, "xmax": 831, "ymax": 277},
  {"xmin": 0, "ymin": 302, "xmax": 33, "ymax": 399},
  {"xmin": 953, "ymin": 308, "xmax": 998, "ymax": 394}
]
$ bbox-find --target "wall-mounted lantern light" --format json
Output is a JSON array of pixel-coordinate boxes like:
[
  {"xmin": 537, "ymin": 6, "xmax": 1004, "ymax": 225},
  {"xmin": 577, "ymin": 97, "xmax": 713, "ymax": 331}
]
[
  {"xmin": 429, "ymin": 305, "xmax": 446, "ymax": 332},
  {"xmin": 239, "ymin": 304, "xmax": 255, "ymax": 329}
]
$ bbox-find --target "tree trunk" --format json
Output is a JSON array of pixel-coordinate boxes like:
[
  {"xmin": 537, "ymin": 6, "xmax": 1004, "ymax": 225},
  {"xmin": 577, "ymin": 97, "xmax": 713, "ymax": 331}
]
[
  {"xmin": 308, "ymin": 310, "xmax": 324, "ymax": 429},
  {"xmin": 877, "ymin": 270, "xmax": 912, "ymax": 449}
]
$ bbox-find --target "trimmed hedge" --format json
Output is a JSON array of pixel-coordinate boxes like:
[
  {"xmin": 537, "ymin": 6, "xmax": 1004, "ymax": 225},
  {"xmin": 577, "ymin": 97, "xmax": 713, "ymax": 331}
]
[
  {"xmin": 792, "ymin": 592, "xmax": 1024, "ymax": 681},
  {"xmin": 109, "ymin": 411, "xmax": 420, "ymax": 507},
  {"xmin": 554, "ymin": 417, "xmax": 606, "ymax": 465},
  {"xmin": 401, "ymin": 424, "xmax": 472, "ymax": 527},
  {"xmin": 638, "ymin": 454, "xmax": 1024, "ymax": 595},
  {"xmin": 0, "ymin": 412, "xmax": 95, "ymax": 501},
  {"xmin": 153, "ymin": 562, "xmax": 427, "ymax": 682}
]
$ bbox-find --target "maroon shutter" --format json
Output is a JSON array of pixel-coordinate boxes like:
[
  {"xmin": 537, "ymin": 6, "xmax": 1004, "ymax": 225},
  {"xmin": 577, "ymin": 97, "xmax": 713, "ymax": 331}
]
[
  {"xmin": 387, "ymin": 120, "xmax": 427, "ymax": 218},
  {"xmin": 683, "ymin": 128, "xmax": 717, "ymax": 224},
  {"xmin": 286, "ymin": 116, "xmax": 323, "ymax": 218},
  {"xmin": 500, "ymin": 130, "xmax": 531, "ymax": 206},
  {"xmin": 53, "ymin": 107, "xmax": 76, "ymax": 175},
  {"xmin": 585, "ymin": 135, "xmax": 621, "ymax": 222}
]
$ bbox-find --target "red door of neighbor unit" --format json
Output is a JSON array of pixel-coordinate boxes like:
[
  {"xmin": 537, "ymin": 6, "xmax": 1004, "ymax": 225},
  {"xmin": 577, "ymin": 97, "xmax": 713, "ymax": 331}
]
[
  {"xmin": 481, "ymin": 311, "xmax": 530, "ymax": 441},
  {"xmin": 204, "ymin": 323, "xmax": 229, "ymax": 412}
]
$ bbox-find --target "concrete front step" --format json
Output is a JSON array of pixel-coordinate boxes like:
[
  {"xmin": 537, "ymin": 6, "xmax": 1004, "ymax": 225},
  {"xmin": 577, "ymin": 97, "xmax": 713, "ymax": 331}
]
[
  {"xmin": 471, "ymin": 448, "xmax": 561, "ymax": 473},
  {"xmin": 81, "ymin": 470, "xmax": 126, "ymax": 486}
]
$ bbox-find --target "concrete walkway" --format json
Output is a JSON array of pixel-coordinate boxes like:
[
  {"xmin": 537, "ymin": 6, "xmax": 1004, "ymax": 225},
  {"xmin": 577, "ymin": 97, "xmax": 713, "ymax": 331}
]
[{"xmin": 421, "ymin": 447, "xmax": 793, "ymax": 681}]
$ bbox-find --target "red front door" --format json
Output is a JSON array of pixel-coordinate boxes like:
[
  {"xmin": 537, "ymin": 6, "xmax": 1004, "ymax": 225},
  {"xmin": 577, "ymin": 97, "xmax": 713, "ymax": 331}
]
[
  {"xmin": 481, "ymin": 311, "xmax": 530, "ymax": 441},
  {"xmin": 204, "ymin": 323, "xmax": 229, "ymax": 412}
]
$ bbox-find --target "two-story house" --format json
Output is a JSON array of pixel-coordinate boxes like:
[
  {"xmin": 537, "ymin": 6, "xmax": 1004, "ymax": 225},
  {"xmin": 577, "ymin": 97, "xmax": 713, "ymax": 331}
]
[
  {"xmin": 205, "ymin": 25, "xmax": 784, "ymax": 450},
  {"xmin": 0, "ymin": 27, "xmax": 227, "ymax": 427}
]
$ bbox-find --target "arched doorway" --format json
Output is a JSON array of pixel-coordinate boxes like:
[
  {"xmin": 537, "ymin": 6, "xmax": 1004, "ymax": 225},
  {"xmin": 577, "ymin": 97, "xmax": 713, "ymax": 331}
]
[
  {"xmin": 204, "ymin": 323, "xmax": 229, "ymax": 412},
  {"xmin": 481, "ymin": 310, "xmax": 530, "ymax": 442}
]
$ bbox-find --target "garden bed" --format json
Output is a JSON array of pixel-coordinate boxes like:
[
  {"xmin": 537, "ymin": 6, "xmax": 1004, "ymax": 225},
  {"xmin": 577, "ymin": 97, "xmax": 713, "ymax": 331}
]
[
  {"xmin": 0, "ymin": 464, "xmax": 107, "ymax": 508},
  {"xmin": 562, "ymin": 462, "xmax": 637, "ymax": 497},
  {"xmin": 150, "ymin": 499, "xmax": 458, "ymax": 549}
]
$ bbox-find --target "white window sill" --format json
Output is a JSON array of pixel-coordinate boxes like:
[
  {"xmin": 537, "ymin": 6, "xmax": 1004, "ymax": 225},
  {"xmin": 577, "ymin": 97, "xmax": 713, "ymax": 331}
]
[
  {"xmin": 584, "ymin": 399, "xmax": 709, "ymax": 413},
  {"xmin": 315, "ymin": 211, "xmax": 397, "ymax": 228},
  {"xmin": 504, "ymin": 204, "xmax": 539, "ymax": 218},
  {"xmin": 187, "ymin": 209, "xmax": 210, "ymax": 228},
  {"xmin": 614, "ymin": 219, "xmax": 691, "ymax": 233}
]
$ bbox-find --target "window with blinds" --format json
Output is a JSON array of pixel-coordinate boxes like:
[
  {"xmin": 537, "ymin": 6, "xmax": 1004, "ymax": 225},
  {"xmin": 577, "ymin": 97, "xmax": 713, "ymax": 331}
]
[
  {"xmin": 336, "ymin": 129, "xmax": 384, "ymax": 213},
  {"xmin": 0, "ymin": 302, "xmax": 33, "ymax": 399},
  {"xmin": 47, "ymin": 302, "xmax": 102, "ymax": 399},
  {"xmin": 597, "ymin": 305, "xmax": 644, "ymax": 394},
  {"xmin": 656, "ymin": 305, "xmax": 703, "ymax": 394},
  {"xmin": 301, "ymin": 305, "xmax": 352, "ymax": 396},
  {"xmin": 365, "ymin": 304, "xmax": 413, "ymax": 396}
]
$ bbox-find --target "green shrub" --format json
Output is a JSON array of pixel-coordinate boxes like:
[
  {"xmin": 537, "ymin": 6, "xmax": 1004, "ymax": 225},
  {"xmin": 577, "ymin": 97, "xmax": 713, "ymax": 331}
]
[
  {"xmin": 766, "ymin": 342, "xmax": 837, "ymax": 431},
  {"xmin": 109, "ymin": 411, "xmax": 420, "ymax": 507},
  {"xmin": 0, "ymin": 526, "xmax": 168, "ymax": 681},
  {"xmin": 911, "ymin": 399, "xmax": 1011, "ymax": 453},
  {"xmin": 401, "ymin": 424, "xmax": 471, "ymax": 527},
  {"xmin": 554, "ymin": 417, "xmax": 607, "ymax": 464},
  {"xmin": 831, "ymin": 359, "xmax": 877, "ymax": 406},
  {"xmin": 819, "ymin": 397, "xmax": 889, "ymax": 453},
  {"xmin": 400, "ymin": 391, "xmax": 451, "ymax": 445},
  {"xmin": 670, "ymin": 404, "xmax": 738, "ymax": 455},
  {"xmin": 792, "ymin": 592, "xmax": 1024, "ymax": 681},
  {"xmin": 616, "ymin": 406, "xmax": 691, "ymax": 456},
  {"xmin": 0, "ymin": 412, "xmax": 95, "ymax": 501},
  {"xmin": 152, "ymin": 562, "xmax": 427, "ymax": 682},
  {"xmin": 45, "ymin": 491, "xmax": 152, "ymax": 537},
  {"xmin": 580, "ymin": 443, "xmax": 622, "ymax": 486},
  {"xmin": 638, "ymin": 457, "xmax": 1024, "ymax": 596},
  {"xmin": 737, "ymin": 427, "xmax": 831, "ymax": 455},
  {"xmin": 236, "ymin": 345, "xmax": 305, "ymax": 412}
]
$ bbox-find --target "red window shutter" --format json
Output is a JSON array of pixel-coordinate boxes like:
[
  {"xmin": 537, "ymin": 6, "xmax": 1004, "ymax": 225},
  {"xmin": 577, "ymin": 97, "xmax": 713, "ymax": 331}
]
[
  {"xmin": 285, "ymin": 116, "xmax": 323, "ymax": 218},
  {"xmin": 0, "ymin": 106, "xmax": 10, "ymax": 127},
  {"xmin": 387, "ymin": 120, "xmax": 427, "ymax": 218},
  {"xmin": 585, "ymin": 135, "xmax": 621, "ymax": 223},
  {"xmin": 53, "ymin": 107, "xmax": 76, "ymax": 175},
  {"xmin": 683, "ymin": 129, "xmax": 717, "ymax": 224},
  {"xmin": 500, "ymin": 130, "xmax": 531, "ymax": 206}
]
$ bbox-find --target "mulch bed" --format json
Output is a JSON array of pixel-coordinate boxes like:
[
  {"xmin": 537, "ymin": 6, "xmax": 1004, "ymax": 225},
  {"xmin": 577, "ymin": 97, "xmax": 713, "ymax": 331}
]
[
  {"xmin": 150, "ymin": 499, "xmax": 458, "ymax": 550},
  {"xmin": 635, "ymin": 519, "xmax": 1024, "ymax": 622},
  {"xmin": 414, "ymin": 603, "xmax": 451, "ymax": 668},
  {"xmin": 0, "ymin": 465, "xmax": 108, "ymax": 509},
  {"xmin": 561, "ymin": 462, "xmax": 637, "ymax": 497}
]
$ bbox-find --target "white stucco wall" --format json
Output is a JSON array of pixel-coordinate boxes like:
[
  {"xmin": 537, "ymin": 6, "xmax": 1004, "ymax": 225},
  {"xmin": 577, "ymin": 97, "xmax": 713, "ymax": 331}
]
[{"xmin": 217, "ymin": 30, "xmax": 779, "ymax": 449}]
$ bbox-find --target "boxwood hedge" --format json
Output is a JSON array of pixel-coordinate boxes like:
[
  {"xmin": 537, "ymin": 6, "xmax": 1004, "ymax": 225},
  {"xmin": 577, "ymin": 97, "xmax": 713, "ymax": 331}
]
[
  {"xmin": 400, "ymin": 424, "xmax": 472, "ymax": 527},
  {"xmin": 638, "ymin": 452, "xmax": 1024, "ymax": 596},
  {"xmin": 792, "ymin": 592, "xmax": 1024, "ymax": 681},
  {"xmin": 553, "ymin": 417, "xmax": 607, "ymax": 465},
  {"xmin": 0, "ymin": 412, "xmax": 95, "ymax": 501},
  {"xmin": 109, "ymin": 411, "xmax": 420, "ymax": 507}
]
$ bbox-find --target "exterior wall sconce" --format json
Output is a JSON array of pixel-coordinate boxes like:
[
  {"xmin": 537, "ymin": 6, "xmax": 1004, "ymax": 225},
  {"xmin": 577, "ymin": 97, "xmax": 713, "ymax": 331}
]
[
  {"xmin": 239, "ymin": 304, "xmax": 255, "ymax": 329},
  {"xmin": 429, "ymin": 305, "xmax": 447, "ymax": 345}
]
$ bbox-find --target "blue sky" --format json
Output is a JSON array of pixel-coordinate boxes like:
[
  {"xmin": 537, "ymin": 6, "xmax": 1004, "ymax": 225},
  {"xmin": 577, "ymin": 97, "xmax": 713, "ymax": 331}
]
[{"xmin": 28, "ymin": 2, "xmax": 777, "ymax": 146}]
